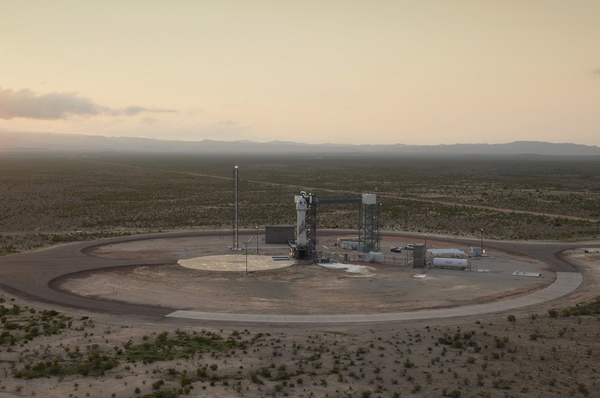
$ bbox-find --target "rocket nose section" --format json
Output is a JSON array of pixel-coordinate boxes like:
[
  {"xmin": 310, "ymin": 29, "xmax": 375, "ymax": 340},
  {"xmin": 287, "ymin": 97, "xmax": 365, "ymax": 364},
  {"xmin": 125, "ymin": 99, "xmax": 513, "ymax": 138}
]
[{"xmin": 296, "ymin": 197, "xmax": 308, "ymax": 210}]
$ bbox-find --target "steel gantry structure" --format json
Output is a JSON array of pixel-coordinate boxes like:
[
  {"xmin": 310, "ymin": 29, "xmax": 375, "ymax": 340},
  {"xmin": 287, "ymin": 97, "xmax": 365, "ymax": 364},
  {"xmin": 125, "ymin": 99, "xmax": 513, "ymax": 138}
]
[{"xmin": 290, "ymin": 191, "xmax": 381, "ymax": 261}]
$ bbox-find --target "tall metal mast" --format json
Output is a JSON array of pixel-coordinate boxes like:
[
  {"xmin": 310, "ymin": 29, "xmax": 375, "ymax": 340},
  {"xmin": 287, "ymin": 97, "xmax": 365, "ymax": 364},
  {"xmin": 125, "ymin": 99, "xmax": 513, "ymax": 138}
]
[{"xmin": 232, "ymin": 165, "xmax": 239, "ymax": 250}]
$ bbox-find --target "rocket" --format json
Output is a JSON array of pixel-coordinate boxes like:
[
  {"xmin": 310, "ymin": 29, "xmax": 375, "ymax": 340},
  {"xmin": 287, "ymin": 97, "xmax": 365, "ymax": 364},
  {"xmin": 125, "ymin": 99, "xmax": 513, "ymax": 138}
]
[{"xmin": 295, "ymin": 193, "xmax": 308, "ymax": 247}]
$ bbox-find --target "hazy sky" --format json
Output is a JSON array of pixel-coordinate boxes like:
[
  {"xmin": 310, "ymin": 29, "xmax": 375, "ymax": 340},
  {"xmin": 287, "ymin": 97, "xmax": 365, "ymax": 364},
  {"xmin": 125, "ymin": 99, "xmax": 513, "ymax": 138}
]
[{"xmin": 2, "ymin": 1, "xmax": 599, "ymax": 145}]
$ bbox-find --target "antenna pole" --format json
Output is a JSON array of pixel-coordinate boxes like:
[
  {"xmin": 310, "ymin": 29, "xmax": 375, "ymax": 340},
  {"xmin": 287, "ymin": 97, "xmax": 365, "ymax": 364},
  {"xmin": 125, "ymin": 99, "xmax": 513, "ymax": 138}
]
[{"xmin": 233, "ymin": 166, "xmax": 239, "ymax": 250}]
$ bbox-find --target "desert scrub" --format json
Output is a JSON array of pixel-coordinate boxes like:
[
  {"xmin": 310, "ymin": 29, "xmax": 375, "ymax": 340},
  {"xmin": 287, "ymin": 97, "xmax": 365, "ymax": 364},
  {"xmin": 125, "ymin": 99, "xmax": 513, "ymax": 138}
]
[
  {"xmin": 2, "ymin": 154, "xmax": 600, "ymax": 254},
  {"xmin": 0, "ymin": 304, "xmax": 77, "ymax": 346},
  {"xmin": 10, "ymin": 322, "xmax": 251, "ymax": 381},
  {"xmin": 555, "ymin": 296, "xmax": 600, "ymax": 317},
  {"xmin": 13, "ymin": 346, "xmax": 119, "ymax": 378},
  {"xmin": 122, "ymin": 329, "xmax": 247, "ymax": 363}
]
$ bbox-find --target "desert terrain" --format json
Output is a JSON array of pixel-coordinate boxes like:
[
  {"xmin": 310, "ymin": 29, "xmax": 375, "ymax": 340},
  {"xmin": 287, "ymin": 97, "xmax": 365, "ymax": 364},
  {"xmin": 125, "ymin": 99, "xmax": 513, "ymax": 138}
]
[
  {"xmin": 0, "ymin": 234, "xmax": 598, "ymax": 398},
  {"xmin": 0, "ymin": 153, "xmax": 599, "ymax": 397}
]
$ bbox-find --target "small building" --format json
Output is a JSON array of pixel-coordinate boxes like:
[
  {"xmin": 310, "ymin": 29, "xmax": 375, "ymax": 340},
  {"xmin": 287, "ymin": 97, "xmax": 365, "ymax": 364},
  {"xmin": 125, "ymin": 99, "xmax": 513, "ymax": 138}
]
[
  {"xmin": 413, "ymin": 244, "xmax": 427, "ymax": 268},
  {"xmin": 471, "ymin": 246, "xmax": 482, "ymax": 257},
  {"xmin": 339, "ymin": 240, "xmax": 360, "ymax": 250}
]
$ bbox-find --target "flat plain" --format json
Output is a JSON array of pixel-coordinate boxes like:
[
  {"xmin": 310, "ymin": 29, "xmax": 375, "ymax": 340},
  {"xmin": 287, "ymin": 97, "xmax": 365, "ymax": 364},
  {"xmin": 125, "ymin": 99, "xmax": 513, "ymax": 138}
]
[{"xmin": 1, "ymin": 152, "xmax": 599, "ymax": 398}]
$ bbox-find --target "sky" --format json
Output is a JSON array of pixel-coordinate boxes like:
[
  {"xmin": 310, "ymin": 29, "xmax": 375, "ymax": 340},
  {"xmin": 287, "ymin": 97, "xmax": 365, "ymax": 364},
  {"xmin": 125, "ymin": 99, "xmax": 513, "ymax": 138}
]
[{"xmin": 1, "ymin": 1, "xmax": 600, "ymax": 146}]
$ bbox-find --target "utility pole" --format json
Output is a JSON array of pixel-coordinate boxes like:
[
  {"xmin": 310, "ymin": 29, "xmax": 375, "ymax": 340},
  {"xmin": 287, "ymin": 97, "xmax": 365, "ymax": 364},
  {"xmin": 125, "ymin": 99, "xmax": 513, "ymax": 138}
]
[
  {"xmin": 480, "ymin": 228, "xmax": 484, "ymax": 255},
  {"xmin": 242, "ymin": 237, "xmax": 253, "ymax": 275}
]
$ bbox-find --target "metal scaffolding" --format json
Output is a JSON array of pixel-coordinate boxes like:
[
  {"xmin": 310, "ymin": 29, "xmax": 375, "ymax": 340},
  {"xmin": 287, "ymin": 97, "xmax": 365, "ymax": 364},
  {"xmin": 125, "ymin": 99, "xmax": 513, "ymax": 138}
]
[
  {"xmin": 358, "ymin": 196, "xmax": 381, "ymax": 252},
  {"xmin": 291, "ymin": 192, "xmax": 381, "ymax": 261}
]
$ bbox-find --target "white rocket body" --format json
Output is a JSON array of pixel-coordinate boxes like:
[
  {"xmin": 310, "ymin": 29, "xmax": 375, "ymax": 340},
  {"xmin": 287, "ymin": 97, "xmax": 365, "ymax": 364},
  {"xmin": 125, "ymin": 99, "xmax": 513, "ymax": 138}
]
[{"xmin": 295, "ymin": 195, "xmax": 308, "ymax": 246}]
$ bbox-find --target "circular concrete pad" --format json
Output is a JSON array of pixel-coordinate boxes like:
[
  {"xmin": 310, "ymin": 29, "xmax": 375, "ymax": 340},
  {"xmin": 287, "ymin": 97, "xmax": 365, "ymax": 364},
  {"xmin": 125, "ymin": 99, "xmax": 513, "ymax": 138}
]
[{"xmin": 179, "ymin": 254, "xmax": 295, "ymax": 272}]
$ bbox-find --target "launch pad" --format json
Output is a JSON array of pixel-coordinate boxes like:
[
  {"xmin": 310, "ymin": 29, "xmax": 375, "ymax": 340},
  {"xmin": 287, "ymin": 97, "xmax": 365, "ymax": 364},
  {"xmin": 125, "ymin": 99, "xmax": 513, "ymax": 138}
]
[{"xmin": 179, "ymin": 254, "xmax": 294, "ymax": 272}]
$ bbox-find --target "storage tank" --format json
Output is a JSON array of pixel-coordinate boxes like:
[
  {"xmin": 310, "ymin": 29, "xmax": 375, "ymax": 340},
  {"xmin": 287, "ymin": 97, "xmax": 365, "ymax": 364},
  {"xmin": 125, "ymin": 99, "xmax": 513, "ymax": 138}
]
[
  {"xmin": 428, "ymin": 249, "xmax": 466, "ymax": 258},
  {"xmin": 368, "ymin": 251, "xmax": 384, "ymax": 263},
  {"xmin": 432, "ymin": 257, "xmax": 469, "ymax": 270}
]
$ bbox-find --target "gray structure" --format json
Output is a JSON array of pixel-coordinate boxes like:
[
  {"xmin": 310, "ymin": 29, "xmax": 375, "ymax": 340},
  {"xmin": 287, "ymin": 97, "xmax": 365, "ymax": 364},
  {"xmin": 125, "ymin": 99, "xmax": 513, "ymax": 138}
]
[
  {"xmin": 290, "ymin": 191, "xmax": 381, "ymax": 261},
  {"xmin": 358, "ymin": 193, "xmax": 381, "ymax": 253},
  {"xmin": 265, "ymin": 225, "xmax": 295, "ymax": 244},
  {"xmin": 413, "ymin": 243, "xmax": 427, "ymax": 268}
]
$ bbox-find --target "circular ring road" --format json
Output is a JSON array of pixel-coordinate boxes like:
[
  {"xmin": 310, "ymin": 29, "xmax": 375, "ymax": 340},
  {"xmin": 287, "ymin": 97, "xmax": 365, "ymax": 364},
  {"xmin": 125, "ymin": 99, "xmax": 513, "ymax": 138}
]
[{"xmin": 0, "ymin": 230, "xmax": 593, "ymax": 323}]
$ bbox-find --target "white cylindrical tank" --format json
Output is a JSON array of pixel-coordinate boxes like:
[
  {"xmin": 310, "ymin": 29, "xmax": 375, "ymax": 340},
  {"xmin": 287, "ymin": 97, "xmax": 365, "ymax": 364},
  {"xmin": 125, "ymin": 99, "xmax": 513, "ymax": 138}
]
[
  {"xmin": 428, "ymin": 249, "xmax": 465, "ymax": 257},
  {"xmin": 432, "ymin": 257, "xmax": 468, "ymax": 270}
]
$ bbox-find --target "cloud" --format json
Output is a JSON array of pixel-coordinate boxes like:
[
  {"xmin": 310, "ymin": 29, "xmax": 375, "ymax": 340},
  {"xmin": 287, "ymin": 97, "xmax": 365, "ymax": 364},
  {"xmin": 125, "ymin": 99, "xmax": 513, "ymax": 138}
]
[
  {"xmin": 0, "ymin": 87, "xmax": 175, "ymax": 120},
  {"xmin": 122, "ymin": 106, "xmax": 175, "ymax": 116},
  {"xmin": 185, "ymin": 107, "xmax": 203, "ymax": 116},
  {"xmin": 593, "ymin": 69, "xmax": 600, "ymax": 77}
]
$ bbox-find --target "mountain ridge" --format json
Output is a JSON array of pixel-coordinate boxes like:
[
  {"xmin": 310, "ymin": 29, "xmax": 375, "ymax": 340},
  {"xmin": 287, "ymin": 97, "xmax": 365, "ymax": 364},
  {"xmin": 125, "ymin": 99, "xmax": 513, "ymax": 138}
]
[{"xmin": 1, "ymin": 131, "xmax": 599, "ymax": 156}]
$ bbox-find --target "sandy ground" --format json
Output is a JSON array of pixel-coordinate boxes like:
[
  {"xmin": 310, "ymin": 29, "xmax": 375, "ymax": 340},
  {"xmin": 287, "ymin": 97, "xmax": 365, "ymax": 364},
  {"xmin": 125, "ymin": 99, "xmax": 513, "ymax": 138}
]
[{"xmin": 0, "ymin": 239, "xmax": 598, "ymax": 398}]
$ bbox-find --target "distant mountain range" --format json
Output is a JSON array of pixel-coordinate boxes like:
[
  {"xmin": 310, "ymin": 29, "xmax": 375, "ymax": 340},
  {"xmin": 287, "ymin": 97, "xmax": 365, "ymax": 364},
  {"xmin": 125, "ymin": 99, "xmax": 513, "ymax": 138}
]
[{"xmin": 1, "ymin": 131, "xmax": 600, "ymax": 156}]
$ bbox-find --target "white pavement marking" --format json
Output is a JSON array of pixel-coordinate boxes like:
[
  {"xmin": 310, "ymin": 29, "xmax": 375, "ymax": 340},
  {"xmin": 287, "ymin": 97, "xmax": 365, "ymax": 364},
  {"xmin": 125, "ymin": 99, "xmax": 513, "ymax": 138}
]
[
  {"xmin": 178, "ymin": 254, "xmax": 294, "ymax": 272},
  {"xmin": 513, "ymin": 271, "xmax": 541, "ymax": 277},
  {"xmin": 165, "ymin": 272, "xmax": 582, "ymax": 324}
]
